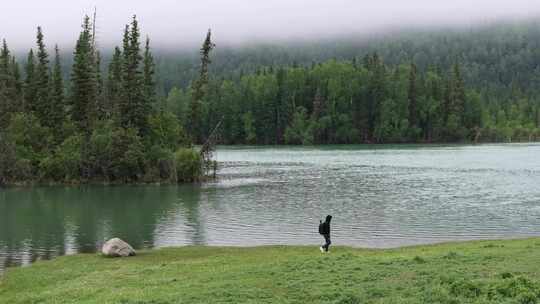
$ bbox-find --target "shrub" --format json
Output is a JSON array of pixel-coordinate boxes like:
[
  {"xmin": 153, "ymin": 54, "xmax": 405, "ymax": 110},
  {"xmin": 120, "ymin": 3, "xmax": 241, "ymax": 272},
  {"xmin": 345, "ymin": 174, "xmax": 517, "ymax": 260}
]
[
  {"xmin": 175, "ymin": 148, "xmax": 202, "ymax": 182},
  {"xmin": 144, "ymin": 145, "xmax": 176, "ymax": 182},
  {"xmin": 7, "ymin": 113, "xmax": 52, "ymax": 168},
  {"xmin": 413, "ymin": 255, "xmax": 426, "ymax": 264},
  {"xmin": 88, "ymin": 121, "xmax": 145, "ymax": 182},
  {"xmin": 147, "ymin": 111, "xmax": 189, "ymax": 150},
  {"xmin": 39, "ymin": 135, "xmax": 83, "ymax": 182}
]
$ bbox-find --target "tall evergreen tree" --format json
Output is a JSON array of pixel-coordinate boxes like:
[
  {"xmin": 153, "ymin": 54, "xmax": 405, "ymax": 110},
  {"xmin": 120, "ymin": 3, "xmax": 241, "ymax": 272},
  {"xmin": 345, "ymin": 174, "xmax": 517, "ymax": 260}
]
[
  {"xmin": 70, "ymin": 15, "xmax": 97, "ymax": 130},
  {"xmin": 106, "ymin": 46, "xmax": 123, "ymax": 119},
  {"xmin": 0, "ymin": 39, "xmax": 10, "ymax": 128},
  {"xmin": 34, "ymin": 26, "xmax": 51, "ymax": 125},
  {"xmin": 95, "ymin": 50, "xmax": 107, "ymax": 120},
  {"xmin": 120, "ymin": 16, "xmax": 147, "ymax": 133},
  {"xmin": 189, "ymin": 29, "xmax": 215, "ymax": 142},
  {"xmin": 11, "ymin": 57, "xmax": 23, "ymax": 100},
  {"xmin": 143, "ymin": 37, "xmax": 156, "ymax": 105},
  {"xmin": 24, "ymin": 49, "xmax": 37, "ymax": 112},
  {"xmin": 0, "ymin": 39, "xmax": 21, "ymax": 107},
  {"xmin": 0, "ymin": 39, "xmax": 10, "ymax": 83},
  {"xmin": 50, "ymin": 45, "xmax": 65, "ymax": 137},
  {"xmin": 0, "ymin": 41, "xmax": 19, "ymax": 105}
]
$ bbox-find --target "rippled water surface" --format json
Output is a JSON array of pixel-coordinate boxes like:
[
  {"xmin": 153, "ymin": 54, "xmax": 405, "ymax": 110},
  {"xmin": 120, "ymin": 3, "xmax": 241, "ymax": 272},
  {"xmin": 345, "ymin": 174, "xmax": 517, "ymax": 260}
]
[{"xmin": 2, "ymin": 144, "xmax": 540, "ymax": 273}]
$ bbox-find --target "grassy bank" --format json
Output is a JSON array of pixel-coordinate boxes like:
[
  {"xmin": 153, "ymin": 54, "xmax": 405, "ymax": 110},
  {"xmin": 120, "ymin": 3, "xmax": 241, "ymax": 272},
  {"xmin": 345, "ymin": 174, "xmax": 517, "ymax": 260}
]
[{"xmin": 1, "ymin": 239, "xmax": 540, "ymax": 303}]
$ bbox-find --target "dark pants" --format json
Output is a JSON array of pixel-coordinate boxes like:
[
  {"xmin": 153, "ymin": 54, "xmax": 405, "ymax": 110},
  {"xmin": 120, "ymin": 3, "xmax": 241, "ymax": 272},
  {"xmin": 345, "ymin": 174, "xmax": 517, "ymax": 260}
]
[{"xmin": 322, "ymin": 234, "xmax": 331, "ymax": 252}]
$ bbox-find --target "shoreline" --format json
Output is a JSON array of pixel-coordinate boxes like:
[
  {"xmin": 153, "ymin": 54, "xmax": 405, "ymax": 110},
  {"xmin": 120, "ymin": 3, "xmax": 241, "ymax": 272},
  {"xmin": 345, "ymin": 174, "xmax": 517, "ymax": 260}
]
[
  {"xmin": 2, "ymin": 236, "xmax": 539, "ymax": 272},
  {"xmin": 2, "ymin": 238, "xmax": 540, "ymax": 303},
  {"xmin": 2, "ymin": 141, "xmax": 538, "ymax": 188}
]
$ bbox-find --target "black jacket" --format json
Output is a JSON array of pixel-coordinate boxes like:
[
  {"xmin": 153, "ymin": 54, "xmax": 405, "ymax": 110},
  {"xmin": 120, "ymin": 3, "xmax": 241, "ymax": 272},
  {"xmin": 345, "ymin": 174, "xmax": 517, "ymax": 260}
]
[{"xmin": 319, "ymin": 215, "xmax": 332, "ymax": 235}]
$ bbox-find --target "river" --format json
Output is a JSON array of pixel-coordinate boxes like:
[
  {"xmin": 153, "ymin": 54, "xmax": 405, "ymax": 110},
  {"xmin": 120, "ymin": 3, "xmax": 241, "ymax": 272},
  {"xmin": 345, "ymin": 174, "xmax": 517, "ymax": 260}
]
[{"xmin": 1, "ymin": 144, "xmax": 540, "ymax": 273}]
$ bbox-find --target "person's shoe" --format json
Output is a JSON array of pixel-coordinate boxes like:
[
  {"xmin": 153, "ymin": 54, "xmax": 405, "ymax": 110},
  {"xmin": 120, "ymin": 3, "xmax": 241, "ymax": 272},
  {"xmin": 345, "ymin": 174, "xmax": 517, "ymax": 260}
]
[{"xmin": 319, "ymin": 246, "xmax": 324, "ymax": 253}]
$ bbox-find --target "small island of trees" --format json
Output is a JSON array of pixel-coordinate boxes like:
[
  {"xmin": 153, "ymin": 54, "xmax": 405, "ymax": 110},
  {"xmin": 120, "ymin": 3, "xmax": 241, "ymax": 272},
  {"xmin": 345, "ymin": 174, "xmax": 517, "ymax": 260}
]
[{"xmin": 0, "ymin": 15, "xmax": 214, "ymax": 185}]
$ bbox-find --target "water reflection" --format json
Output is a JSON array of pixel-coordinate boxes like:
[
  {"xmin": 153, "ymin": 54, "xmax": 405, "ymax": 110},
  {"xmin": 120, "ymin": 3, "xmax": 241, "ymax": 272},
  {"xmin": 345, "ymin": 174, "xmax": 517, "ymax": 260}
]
[
  {"xmin": 1, "ymin": 144, "xmax": 540, "ymax": 274},
  {"xmin": 0, "ymin": 186, "xmax": 182, "ymax": 272}
]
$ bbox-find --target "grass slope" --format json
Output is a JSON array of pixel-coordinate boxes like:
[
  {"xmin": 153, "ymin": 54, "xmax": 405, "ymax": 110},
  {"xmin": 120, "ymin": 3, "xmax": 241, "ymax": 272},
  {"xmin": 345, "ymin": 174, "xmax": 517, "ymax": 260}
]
[{"xmin": 1, "ymin": 239, "xmax": 540, "ymax": 303}]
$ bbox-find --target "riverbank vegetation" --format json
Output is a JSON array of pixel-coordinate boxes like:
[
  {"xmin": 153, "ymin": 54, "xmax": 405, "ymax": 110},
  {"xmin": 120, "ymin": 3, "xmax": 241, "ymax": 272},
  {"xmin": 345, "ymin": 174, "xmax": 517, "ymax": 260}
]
[
  {"xmin": 0, "ymin": 16, "xmax": 213, "ymax": 185},
  {"xmin": 1, "ymin": 238, "xmax": 540, "ymax": 303}
]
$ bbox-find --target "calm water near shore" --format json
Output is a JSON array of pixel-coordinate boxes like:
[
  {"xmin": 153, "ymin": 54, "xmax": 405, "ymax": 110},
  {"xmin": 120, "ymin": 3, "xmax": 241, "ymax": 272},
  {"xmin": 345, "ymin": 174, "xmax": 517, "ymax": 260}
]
[{"xmin": 1, "ymin": 143, "xmax": 540, "ymax": 273}]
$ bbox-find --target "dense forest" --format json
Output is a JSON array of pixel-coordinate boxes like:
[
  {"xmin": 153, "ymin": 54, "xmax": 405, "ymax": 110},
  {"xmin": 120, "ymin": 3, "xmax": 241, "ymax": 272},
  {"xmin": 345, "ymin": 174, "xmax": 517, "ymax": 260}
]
[
  {"xmin": 154, "ymin": 21, "xmax": 540, "ymax": 97},
  {"xmin": 0, "ymin": 16, "xmax": 212, "ymax": 185},
  {"xmin": 169, "ymin": 58, "xmax": 500, "ymax": 145},
  {"xmin": 1, "ymin": 18, "xmax": 540, "ymax": 184},
  {"xmin": 160, "ymin": 21, "xmax": 540, "ymax": 145}
]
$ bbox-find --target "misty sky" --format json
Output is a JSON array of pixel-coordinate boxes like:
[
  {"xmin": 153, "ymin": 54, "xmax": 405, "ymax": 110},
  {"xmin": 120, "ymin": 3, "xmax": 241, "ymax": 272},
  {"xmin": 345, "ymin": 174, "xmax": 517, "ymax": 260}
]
[{"xmin": 2, "ymin": 0, "xmax": 540, "ymax": 51}]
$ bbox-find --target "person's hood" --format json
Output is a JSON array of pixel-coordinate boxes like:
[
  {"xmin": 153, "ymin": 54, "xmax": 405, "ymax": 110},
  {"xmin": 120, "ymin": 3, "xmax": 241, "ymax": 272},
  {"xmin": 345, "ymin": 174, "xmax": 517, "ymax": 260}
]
[{"xmin": 325, "ymin": 215, "xmax": 332, "ymax": 223}]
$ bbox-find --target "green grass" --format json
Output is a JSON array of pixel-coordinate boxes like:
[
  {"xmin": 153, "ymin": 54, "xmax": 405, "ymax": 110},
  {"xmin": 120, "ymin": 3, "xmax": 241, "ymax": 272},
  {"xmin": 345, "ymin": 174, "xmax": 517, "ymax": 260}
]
[{"xmin": 1, "ymin": 239, "xmax": 540, "ymax": 303}]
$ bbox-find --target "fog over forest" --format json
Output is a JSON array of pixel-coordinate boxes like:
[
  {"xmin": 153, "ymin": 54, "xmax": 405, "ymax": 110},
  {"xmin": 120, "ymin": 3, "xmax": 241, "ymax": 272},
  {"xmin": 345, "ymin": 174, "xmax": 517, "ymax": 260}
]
[{"xmin": 3, "ymin": 0, "xmax": 540, "ymax": 51}]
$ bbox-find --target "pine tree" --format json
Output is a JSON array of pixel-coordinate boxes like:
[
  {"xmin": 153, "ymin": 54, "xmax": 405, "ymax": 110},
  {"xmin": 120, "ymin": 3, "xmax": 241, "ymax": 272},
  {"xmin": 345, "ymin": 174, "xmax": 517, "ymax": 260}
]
[
  {"xmin": 0, "ymin": 39, "xmax": 10, "ymax": 83},
  {"xmin": 120, "ymin": 16, "xmax": 147, "ymax": 133},
  {"xmin": 70, "ymin": 15, "xmax": 97, "ymax": 130},
  {"xmin": 118, "ymin": 24, "xmax": 130, "ymax": 121},
  {"xmin": 122, "ymin": 24, "xmax": 130, "ymax": 61},
  {"xmin": 95, "ymin": 50, "xmax": 106, "ymax": 120},
  {"xmin": 0, "ymin": 39, "xmax": 10, "ymax": 127},
  {"xmin": 50, "ymin": 45, "xmax": 65, "ymax": 138},
  {"xmin": 24, "ymin": 49, "xmax": 37, "ymax": 112},
  {"xmin": 143, "ymin": 37, "xmax": 156, "ymax": 105},
  {"xmin": 408, "ymin": 63, "xmax": 418, "ymax": 130},
  {"xmin": 0, "ymin": 40, "xmax": 20, "ymax": 106},
  {"xmin": 11, "ymin": 57, "xmax": 23, "ymax": 99},
  {"xmin": 189, "ymin": 29, "xmax": 215, "ymax": 143},
  {"xmin": 106, "ymin": 46, "xmax": 123, "ymax": 119},
  {"xmin": 34, "ymin": 26, "xmax": 51, "ymax": 125}
]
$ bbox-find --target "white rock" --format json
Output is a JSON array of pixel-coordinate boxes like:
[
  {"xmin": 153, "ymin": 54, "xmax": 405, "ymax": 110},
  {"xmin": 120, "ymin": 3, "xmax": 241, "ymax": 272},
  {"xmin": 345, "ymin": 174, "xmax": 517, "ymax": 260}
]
[{"xmin": 101, "ymin": 238, "xmax": 136, "ymax": 257}]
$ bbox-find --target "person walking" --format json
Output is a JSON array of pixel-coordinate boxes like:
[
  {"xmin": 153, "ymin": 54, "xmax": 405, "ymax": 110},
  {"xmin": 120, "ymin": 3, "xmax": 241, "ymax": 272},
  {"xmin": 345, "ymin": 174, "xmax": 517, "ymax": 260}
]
[{"xmin": 318, "ymin": 215, "xmax": 332, "ymax": 252}]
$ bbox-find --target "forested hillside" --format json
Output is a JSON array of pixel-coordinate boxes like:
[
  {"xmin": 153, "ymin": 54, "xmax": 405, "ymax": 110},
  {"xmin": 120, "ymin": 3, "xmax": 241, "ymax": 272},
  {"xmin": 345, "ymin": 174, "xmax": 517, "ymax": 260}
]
[
  {"xmin": 155, "ymin": 20, "xmax": 540, "ymax": 96},
  {"xmin": 160, "ymin": 20, "xmax": 540, "ymax": 144}
]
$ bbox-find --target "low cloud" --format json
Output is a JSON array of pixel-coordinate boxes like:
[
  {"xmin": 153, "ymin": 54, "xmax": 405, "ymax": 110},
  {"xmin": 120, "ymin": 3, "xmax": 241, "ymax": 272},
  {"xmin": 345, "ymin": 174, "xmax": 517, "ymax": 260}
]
[{"xmin": 2, "ymin": 0, "xmax": 539, "ymax": 51}]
